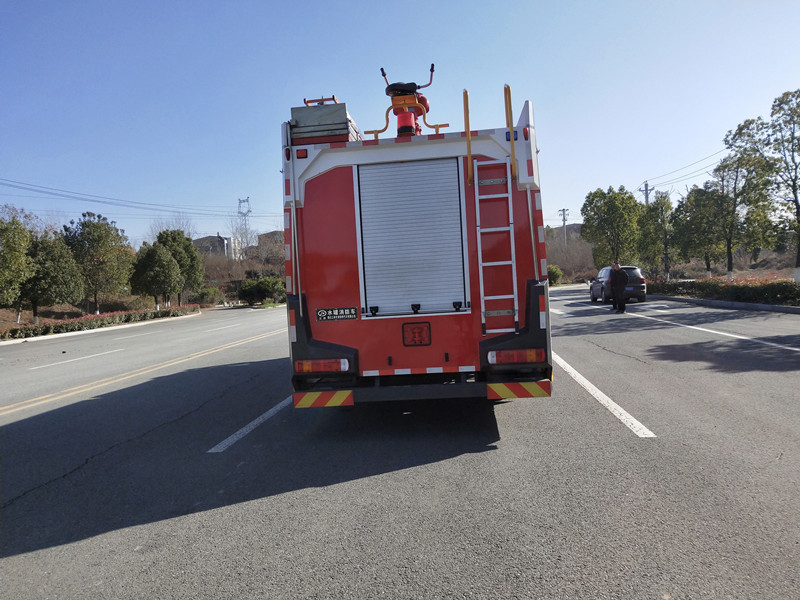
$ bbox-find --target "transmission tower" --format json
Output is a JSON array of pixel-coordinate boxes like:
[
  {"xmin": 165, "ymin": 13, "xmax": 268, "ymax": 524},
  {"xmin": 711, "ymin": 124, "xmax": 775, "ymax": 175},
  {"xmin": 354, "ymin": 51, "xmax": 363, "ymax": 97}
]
[
  {"xmin": 238, "ymin": 196, "xmax": 252, "ymax": 232},
  {"xmin": 558, "ymin": 208, "xmax": 569, "ymax": 244}
]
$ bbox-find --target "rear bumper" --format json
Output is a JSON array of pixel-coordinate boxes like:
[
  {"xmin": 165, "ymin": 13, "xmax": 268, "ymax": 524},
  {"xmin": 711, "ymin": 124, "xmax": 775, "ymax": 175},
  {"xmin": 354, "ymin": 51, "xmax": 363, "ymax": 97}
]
[{"xmin": 292, "ymin": 378, "xmax": 552, "ymax": 407}]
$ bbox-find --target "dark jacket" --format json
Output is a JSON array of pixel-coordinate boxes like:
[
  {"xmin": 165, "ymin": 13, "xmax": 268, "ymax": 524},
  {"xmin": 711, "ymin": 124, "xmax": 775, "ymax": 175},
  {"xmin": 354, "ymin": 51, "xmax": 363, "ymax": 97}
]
[{"xmin": 609, "ymin": 268, "xmax": 629, "ymax": 291}]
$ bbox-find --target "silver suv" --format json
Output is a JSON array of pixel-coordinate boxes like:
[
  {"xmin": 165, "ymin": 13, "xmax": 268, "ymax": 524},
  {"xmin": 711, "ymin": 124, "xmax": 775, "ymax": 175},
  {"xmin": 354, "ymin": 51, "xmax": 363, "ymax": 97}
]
[{"xmin": 589, "ymin": 265, "xmax": 647, "ymax": 303}]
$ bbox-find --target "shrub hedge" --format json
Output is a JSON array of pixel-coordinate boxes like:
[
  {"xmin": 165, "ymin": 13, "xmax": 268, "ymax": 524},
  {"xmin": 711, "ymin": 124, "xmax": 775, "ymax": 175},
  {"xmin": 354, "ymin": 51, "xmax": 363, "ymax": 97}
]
[
  {"xmin": 189, "ymin": 287, "xmax": 225, "ymax": 306},
  {"xmin": 648, "ymin": 278, "xmax": 800, "ymax": 306},
  {"xmin": 1, "ymin": 305, "xmax": 200, "ymax": 340},
  {"xmin": 547, "ymin": 264, "xmax": 564, "ymax": 285},
  {"xmin": 238, "ymin": 277, "xmax": 287, "ymax": 305}
]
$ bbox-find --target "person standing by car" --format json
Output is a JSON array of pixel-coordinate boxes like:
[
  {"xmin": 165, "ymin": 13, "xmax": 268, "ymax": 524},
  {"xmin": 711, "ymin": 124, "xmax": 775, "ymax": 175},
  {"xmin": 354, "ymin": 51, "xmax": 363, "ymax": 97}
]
[{"xmin": 609, "ymin": 262, "xmax": 629, "ymax": 313}]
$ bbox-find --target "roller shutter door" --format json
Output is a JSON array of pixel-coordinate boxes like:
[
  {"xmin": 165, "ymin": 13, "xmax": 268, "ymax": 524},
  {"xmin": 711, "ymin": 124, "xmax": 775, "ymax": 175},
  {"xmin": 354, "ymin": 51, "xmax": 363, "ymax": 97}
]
[{"xmin": 359, "ymin": 158, "xmax": 466, "ymax": 315}]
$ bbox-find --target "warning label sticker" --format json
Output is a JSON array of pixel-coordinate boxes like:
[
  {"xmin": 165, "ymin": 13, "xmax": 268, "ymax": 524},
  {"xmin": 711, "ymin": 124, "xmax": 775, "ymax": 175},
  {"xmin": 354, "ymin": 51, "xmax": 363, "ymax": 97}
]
[{"xmin": 315, "ymin": 307, "xmax": 358, "ymax": 321}]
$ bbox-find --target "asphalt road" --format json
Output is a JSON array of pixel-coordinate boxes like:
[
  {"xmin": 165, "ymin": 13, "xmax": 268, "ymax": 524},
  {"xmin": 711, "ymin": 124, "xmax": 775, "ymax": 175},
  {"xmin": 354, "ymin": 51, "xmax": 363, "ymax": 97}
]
[{"xmin": 1, "ymin": 295, "xmax": 798, "ymax": 599}]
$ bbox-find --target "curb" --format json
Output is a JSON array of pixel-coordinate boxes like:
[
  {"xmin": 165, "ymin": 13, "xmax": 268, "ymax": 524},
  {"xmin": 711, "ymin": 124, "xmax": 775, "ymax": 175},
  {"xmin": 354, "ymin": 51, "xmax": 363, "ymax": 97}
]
[{"xmin": 0, "ymin": 311, "xmax": 202, "ymax": 345}]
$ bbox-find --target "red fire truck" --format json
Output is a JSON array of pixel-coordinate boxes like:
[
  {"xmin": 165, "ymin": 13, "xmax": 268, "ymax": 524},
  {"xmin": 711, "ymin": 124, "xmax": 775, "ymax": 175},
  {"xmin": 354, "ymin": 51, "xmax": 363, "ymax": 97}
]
[{"xmin": 283, "ymin": 65, "xmax": 552, "ymax": 407}]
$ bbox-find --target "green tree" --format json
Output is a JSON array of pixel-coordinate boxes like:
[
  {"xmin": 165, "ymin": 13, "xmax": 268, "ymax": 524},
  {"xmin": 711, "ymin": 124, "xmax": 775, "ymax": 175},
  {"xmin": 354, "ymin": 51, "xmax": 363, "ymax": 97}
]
[
  {"xmin": 712, "ymin": 138, "xmax": 772, "ymax": 279},
  {"xmin": 131, "ymin": 242, "xmax": 184, "ymax": 309},
  {"xmin": 63, "ymin": 212, "xmax": 134, "ymax": 314},
  {"xmin": 638, "ymin": 191, "xmax": 676, "ymax": 280},
  {"xmin": 730, "ymin": 89, "xmax": 800, "ymax": 281},
  {"xmin": 155, "ymin": 229, "xmax": 204, "ymax": 305},
  {"xmin": 580, "ymin": 186, "xmax": 641, "ymax": 267},
  {"xmin": 672, "ymin": 184, "xmax": 726, "ymax": 277},
  {"xmin": 0, "ymin": 216, "xmax": 34, "ymax": 307},
  {"xmin": 19, "ymin": 232, "xmax": 84, "ymax": 324}
]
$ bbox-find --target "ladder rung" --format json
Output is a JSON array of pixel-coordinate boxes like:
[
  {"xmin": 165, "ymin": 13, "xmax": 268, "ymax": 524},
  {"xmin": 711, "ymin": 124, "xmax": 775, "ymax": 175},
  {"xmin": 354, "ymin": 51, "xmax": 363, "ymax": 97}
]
[
  {"xmin": 479, "ymin": 226, "xmax": 511, "ymax": 233},
  {"xmin": 476, "ymin": 159, "xmax": 507, "ymax": 166},
  {"xmin": 486, "ymin": 328, "xmax": 516, "ymax": 334},
  {"xmin": 477, "ymin": 193, "xmax": 510, "ymax": 200},
  {"xmin": 482, "ymin": 261, "xmax": 513, "ymax": 267},
  {"xmin": 484, "ymin": 294, "xmax": 515, "ymax": 300}
]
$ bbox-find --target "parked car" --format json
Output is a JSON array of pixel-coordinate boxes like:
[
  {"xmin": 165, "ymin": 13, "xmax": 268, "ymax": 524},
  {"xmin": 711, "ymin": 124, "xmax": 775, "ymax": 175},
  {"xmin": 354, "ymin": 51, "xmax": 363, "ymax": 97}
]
[{"xmin": 589, "ymin": 265, "xmax": 647, "ymax": 303}]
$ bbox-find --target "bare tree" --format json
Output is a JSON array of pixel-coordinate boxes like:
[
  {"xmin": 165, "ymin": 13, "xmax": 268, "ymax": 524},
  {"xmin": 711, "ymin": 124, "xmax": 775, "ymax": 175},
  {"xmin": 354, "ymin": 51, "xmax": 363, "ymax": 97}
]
[
  {"xmin": 147, "ymin": 213, "xmax": 198, "ymax": 243},
  {"xmin": 228, "ymin": 214, "xmax": 258, "ymax": 260}
]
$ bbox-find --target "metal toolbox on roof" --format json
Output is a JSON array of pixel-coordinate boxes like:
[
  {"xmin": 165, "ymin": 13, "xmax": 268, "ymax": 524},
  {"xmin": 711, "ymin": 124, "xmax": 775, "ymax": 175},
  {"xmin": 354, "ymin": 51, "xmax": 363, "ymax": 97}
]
[{"xmin": 290, "ymin": 103, "xmax": 361, "ymax": 142}]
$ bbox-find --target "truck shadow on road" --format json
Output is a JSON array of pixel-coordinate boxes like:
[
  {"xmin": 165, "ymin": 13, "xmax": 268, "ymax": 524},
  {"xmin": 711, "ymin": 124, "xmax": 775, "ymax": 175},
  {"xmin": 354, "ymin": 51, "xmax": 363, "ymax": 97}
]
[{"xmin": 0, "ymin": 359, "xmax": 501, "ymax": 557}]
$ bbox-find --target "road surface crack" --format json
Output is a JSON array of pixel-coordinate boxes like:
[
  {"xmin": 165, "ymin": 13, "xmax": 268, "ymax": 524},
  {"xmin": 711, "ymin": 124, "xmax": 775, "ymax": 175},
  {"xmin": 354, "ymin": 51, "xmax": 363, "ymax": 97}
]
[{"xmin": 585, "ymin": 338, "xmax": 649, "ymax": 364}]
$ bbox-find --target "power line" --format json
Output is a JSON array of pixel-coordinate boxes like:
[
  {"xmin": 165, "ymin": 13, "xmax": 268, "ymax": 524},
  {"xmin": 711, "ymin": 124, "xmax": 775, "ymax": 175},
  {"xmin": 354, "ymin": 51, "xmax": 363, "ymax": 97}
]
[
  {"xmin": 632, "ymin": 149, "xmax": 728, "ymax": 193},
  {"xmin": 0, "ymin": 179, "xmax": 280, "ymax": 219},
  {"xmin": 646, "ymin": 163, "xmax": 719, "ymax": 188},
  {"xmin": 644, "ymin": 149, "xmax": 727, "ymax": 183}
]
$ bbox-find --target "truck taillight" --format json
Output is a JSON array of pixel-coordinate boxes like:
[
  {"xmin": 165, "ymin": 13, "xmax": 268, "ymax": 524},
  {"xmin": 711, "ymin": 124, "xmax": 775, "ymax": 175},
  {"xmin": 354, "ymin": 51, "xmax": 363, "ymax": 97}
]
[
  {"xmin": 294, "ymin": 358, "xmax": 350, "ymax": 373},
  {"xmin": 487, "ymin": 349, "xmax": 545, "ymax": 365}
]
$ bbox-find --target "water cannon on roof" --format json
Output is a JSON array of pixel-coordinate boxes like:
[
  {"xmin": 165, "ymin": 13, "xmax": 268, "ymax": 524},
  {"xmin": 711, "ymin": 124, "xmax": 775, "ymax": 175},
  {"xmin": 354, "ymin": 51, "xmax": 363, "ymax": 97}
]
[{"xmin": 364, "ymin": 64, "xmax": 448, "ymax": 139}]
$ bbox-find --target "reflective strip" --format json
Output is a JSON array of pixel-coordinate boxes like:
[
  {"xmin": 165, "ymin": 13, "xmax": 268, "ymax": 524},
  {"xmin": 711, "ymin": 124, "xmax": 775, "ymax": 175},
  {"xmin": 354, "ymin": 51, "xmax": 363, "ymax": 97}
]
[
  {"xmin": 286, "ymin": 276, "xmax": 292, "ymax": 293},
  {"xmin": 294, "ymin": 390, "xmax": 354, "ymax": 408},
  {"xmin": 487, "ymin": 381, "xmax": 551, "ymax": 399},
  {"xmin": 360, "ymin": 366, "xmax": 475, "ymax": 376},
  {"xmin": 289, "ymin": 325, "xmax": 296, "ymax": 343},
  {"xmin": 539, "ymin": 295, "xmax": 547, "ymax": 329}
]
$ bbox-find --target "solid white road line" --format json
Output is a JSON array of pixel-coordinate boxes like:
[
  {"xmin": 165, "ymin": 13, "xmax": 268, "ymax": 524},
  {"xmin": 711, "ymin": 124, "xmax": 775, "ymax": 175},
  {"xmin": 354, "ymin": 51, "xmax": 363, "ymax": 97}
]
[
  {"xmin": 552, "ymin": 351, "xmax": 656, "ymax": 438},
  {"xmin": 628, "ymin": 312, "xmax": 800, "ymax": 353},
  {"xmin": 207, "ymin": 396, "xmax": 292, "ymax": 453},
  {"xmin": 206, "ymin": 324, "xmax": 239, "ymax": 332},
  {"xmin": 29, "ymin": 348, "xmax": 126, "ymax": 370},
  {"xmin": 113, "ymin": 332, "xmax": 155, "ymax": 340}
]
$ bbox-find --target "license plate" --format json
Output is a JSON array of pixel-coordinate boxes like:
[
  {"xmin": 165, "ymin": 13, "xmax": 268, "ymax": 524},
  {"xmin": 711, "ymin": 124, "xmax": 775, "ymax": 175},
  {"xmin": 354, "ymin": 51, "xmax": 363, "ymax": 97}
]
[{"xmin": 625, "ymin": 286, "xmax": 633, "ymax": 291}]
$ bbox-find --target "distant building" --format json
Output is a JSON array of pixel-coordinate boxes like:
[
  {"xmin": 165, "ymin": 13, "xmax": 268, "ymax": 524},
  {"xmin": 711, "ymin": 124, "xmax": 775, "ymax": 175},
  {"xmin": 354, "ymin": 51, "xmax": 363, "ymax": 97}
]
[{"xmin": 193, "ymin": 233, "xmax": 242, "ymax": 260}]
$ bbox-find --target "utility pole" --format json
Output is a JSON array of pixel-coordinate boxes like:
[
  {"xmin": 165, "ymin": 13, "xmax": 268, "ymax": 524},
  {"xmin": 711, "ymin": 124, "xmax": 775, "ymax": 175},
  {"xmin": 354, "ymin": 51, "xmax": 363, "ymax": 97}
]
[
  {"xmin": 557, "ymin": 208, "xmax": 569, "ymax": 244},
  {"xmin": 639, "ymin": 181, "xmax": 654, "ymax": 205}
]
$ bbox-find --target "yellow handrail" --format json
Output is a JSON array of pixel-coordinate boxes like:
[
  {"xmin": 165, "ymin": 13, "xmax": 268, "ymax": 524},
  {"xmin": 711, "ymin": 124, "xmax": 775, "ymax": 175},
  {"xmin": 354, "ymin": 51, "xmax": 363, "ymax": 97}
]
[
  {"xmin": 504, "ymin": 85, "xmax": 517, "ymax": 181},
  {"xmin": 463, "ymin": 89, "xmax": 473, "ymax": 186},
  {"xmin": 363, "ymin": 107, "xmax": 393, "ymax": 138}
]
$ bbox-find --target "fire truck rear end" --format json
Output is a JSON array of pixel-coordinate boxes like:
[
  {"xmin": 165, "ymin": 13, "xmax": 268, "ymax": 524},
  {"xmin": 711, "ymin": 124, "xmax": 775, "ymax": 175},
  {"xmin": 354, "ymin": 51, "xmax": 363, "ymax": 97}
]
[{"xmin": 283, "ymin": 65, "xmax": 552, "ymax": 408}]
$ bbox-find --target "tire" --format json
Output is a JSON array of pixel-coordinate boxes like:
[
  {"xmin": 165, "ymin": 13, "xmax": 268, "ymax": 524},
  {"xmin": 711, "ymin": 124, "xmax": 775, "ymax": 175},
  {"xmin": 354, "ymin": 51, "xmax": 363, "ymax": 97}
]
[
  {"xmin": 590, "ymin": 288, "xmax": 598, "ymax": 302},
  {"xmin": 638, "ymin": 294, "xmax": 646, "ymax": 303},
  {"xmin": 602, "ymin": 288, "xmax": 611, "ymax": 303}
]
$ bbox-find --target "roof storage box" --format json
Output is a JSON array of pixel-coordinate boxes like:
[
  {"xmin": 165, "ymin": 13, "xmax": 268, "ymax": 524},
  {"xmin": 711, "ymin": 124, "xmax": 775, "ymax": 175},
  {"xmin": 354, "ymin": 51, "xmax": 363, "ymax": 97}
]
[{"xmin": 290, "ymin": 104, "xmax": 361, "ymax": 144}]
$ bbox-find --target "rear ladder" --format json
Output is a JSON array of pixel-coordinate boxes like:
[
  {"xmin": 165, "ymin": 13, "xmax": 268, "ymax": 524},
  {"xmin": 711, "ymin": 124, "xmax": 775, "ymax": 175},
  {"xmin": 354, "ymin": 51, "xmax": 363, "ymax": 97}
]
[{"xmin": 474, "ymin": 157, "xmax": 519, "ymax": 336}]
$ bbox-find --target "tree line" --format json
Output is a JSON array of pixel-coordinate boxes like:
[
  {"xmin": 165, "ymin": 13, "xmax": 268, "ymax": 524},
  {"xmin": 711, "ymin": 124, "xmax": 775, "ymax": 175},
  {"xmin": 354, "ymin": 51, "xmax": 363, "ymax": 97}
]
[
  {"xmin": 580, "ymin": 89, "xmax": 799, "ymax": 282},
  {"xmin": 0, "ymin": 209, "xmax": 203, "ymax": 323}
]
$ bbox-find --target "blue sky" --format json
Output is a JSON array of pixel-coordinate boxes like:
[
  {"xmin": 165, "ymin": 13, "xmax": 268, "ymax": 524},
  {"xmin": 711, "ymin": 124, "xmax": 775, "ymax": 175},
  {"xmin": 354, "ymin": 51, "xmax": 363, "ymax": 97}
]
[{"xmin": 2, "ymin": 0, "xmax": 799, "ymax": 249}]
